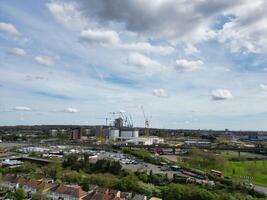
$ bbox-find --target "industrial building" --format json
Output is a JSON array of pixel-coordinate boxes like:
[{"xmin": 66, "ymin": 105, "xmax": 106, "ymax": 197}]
[
  {"xmin": 109, "ymin": 128, "xmax": 139, "ymax": 141},
  {"xmin": 109, "ymin": 117, "xmax": 139, "ymax": 141},
  {"xmin": 109, "ymin": 117, "xmax": 164, "ymax": 145},
  {"xmin": 125, "ymin": 136, "xmax": 164, "ymax": 145}
]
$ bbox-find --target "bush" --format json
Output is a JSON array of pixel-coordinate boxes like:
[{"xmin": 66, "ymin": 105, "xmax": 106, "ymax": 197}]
[{"xmin": 92, "ymin": 159, "xmax": 122, "ymax": 175}]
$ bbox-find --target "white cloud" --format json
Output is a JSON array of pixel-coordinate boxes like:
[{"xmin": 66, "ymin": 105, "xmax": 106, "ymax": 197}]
[
  {"xmin": 153, "ymin": 88, "xmax": 167, "ymax": 97},
  {"xmin": 63, "ymin": 107, "xmax": 79, "ymax": 113},
  {"xmin": 35, "ymin": 56, "xmax": 55, "ymax": 66},
  {"xmin": 175, "ymin": 59, "xmax": 203, "ymax": 71},
  {"xmin": 78, "ymin": 0, "xmax": 221, "ymax": 44},
  {"xmin": 119, "ymin": 109, "xmax": 126, "ymax": 113},
  {"xmin": 0, "ymin": 22, "xmax": 20, "ymax": 36},
  {"xmin": 211, "ymin": 89, "xmax": 233, "ymax": 100},
  {"xmin": 260, "ymin": 84, "xmax": 267, "ymax": 92},
  {"xmin": 79, "ymin": 29, "xmax": 120, "ymax": 45},
  {"xmin": 46, "ymin": 1, "xmax": 88, "ymax": 29},
  {"xmin": 7, "ymin": 48, "xmax": 26, "ymax": 56},
  {"xmin": 218, "ymin": 1, "xmax": 267, "ymax": 53},
  {"xmin": 14, "ymin": 106, "xmax": 32, "ymax": 111},
  {"xmin": 184, "ymin": 44, "xmax": 200, "ymax": 55},
  {"xmin": 127, "ymin": 52, "xmax": 162, "ymax": 73},
  {"xmin": 119, "ymin": 42, "xmax": 174, "ymax": 55}
]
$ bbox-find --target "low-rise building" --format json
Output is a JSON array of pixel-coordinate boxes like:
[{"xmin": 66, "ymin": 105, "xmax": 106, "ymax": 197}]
[
  {"xmin": 47, "ymin": 184, "xmax": 88, "ymax": 200},
  {"xmin": 109, "ymin": 128, "xmax": 139, "ymax": 141},
  {"xmin": 1, "ymin": 174, "xmax": 17, "ymax": 190},
  {"xmin": 1, "ymin": 174, "xmax": 132, "ymax": 200},
  {"xmin": 83, "ymin": 188, "xmax": 125, "ymax": 200},
  {"xmin": 1, "ymin": 159, "xmax": 23, "ymax": 168},
  {"xmin": 126, "ymin": 137, "xmax": 164, "ymax": 145}
]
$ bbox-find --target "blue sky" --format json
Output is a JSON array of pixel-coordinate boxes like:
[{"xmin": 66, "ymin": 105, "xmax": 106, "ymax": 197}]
[{"xmin": 1, "ymin": 0, "xmax": 267, "ymax": 130}]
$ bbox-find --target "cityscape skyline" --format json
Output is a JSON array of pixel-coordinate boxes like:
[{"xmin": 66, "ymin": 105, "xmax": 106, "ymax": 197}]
[{"xmin": 1, "ymin": 0, "xmax": 267, "ymax": 130}]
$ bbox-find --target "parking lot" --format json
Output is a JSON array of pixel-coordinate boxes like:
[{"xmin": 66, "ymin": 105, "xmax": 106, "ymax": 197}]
[{"xmin": 93, "ymin": 151, "xmax": 180, "ymax": 178}]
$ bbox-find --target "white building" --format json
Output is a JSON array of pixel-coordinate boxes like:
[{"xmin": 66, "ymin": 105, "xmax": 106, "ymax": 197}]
[
  {"xmin": 109, "ymin": 128, "xmax": 139, "ymax": 140},
  {"xmin": 126, "ymin": 137, "xmax": 164, "ymax": 145},
  {"xmin": 109, "ymin": 129, "xmax": 120, "ymax": 140},
  {"xmin": 120, "ymin": 129, "xmax": 139, "ymax": 138}
]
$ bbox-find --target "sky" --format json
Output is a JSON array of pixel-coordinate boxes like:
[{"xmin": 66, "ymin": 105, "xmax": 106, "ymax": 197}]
[{"xmin": 1, "ymin": 0, "xmax": 267, "ymax": 130}]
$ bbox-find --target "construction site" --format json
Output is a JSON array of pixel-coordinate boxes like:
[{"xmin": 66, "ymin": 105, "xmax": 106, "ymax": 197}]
[{"xmin": 108, "ymin": 107, "xmax": 164, "ymax": 145}]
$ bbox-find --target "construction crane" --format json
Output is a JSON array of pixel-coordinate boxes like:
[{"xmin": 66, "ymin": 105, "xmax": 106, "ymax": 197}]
[
  {"xmin": 141, "ymin": 106, "xmax": 150, "ymax": 137},
  {"xmin": 96, "ymin": 117, "xmax": 111, "ymax": 126},
  {"xmin": 109, "ymin": 110, "xmax": 134, "ymax": 128}
]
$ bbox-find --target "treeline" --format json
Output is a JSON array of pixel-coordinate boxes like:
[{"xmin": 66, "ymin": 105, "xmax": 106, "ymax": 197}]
[
  {"xmin": 62, "ymin": 153, "xmax": 122, "ymax": 175},
  {"xmin": 122, "ymin": 148, "xmax": 166, "ymax": 165}
]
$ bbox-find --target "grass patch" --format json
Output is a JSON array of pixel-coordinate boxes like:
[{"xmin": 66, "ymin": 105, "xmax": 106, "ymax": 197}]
[
  {"xmin": 224, "ymin": 160, "xmax": 267, "ymax": 187},
  {"xmin": 221, "ymin": 151, "xmax": 267, "ymax": 160}
]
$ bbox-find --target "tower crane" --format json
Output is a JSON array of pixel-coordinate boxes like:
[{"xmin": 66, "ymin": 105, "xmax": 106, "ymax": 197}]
[
  {"xmin": 141, "ymin": 106, "xmax": 150, "ymax": 137},
  {"xmin": 96, "ymin": 117, "xmax": 111, "ymax": 126}
]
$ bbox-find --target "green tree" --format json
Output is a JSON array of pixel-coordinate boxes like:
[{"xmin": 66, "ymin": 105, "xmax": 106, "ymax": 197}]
[
  {"xmin": 63, "ymin": 154, "xmax": 80, "ymax": 169},
  {"xmin": 44, "ymin": 159, "xmax": 62, "ymax": 180},
  {"xmin": 82, "ymin": 153, "xmax": 90, "ymax": 170},
  {"xmin": 32, "ymin": 192, "xmax": 48, "ymax": 200},
  {"xmin": 188, "ymin": 149, "xmax": 227, "ymax": 171},
  {"xmin": 13, "ymin": 189, "xmax": 25, "ymax": 200},
  {"xmin": 81, "ymin": 178, "xmax": 90, "ymax": 191}
]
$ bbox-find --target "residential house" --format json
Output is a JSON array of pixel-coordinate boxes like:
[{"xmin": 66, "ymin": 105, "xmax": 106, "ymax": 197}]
[
  {"xmin": 132, "ymin": 194, "xmax": 147, "ymax": 200},
  {"xmin": 0, "ymin": 174, "xmax": 17, "ymax": 190},
  {"xmin": 82, "ymin": 188, "xmax": 125, "ymax": 200},
  {"xmin": 47, "ymin": 184, "xmax": 88, "ymax": 200}
]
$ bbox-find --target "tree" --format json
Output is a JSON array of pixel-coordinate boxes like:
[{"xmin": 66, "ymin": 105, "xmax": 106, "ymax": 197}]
[
  {"xmin": 13, "ymin": 189, "xmax": 25, "ymax": 200},
  {"xmin": 115, "ymin": 174, "xmax": 142, "ymax": 193},
  {"xmin": 81, "ymin": 178, "xmax": 90, "ymax": 191},
  {"xmin": 32, "ymin": 192, "xmax": 48, "ymax": 200},
  {"xmin": 44, "ymin": 159, "xmax": 62, "ymax": 180},
  {"xmin": 188, "ymin": 149, "xmax": 227, "ymax": 171},
  {"xmin": 63, "ymin": 154, "xmax": 80, "ymax": 169},
  {"xmin": 81, "ymin": 153, "xmax": 90, "ymax": 170},
  {"xmin": 93, "ymin": 159, "xmax": 122, "ymax": 174}
]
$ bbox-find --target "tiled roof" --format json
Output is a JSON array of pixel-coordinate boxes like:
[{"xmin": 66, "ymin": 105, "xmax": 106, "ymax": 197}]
[
  {"xmin": 26, "ymin": 179, "xmax": 42, "ymax": 188},
  {"xmin": 82, "ymin": 192, "xmax": 95, "ymax": 200},
  {"xmin": 2, "ymin": 174, "xmax": 17, "ymax": 183},
  {"xmin": 55, "ymin": 184, "xmax": 88, "ymax": 198},
  {"xmin": 83, "ymin": 189, "xmax": 124, "ymax": 200},
  {"xmin": 16, "ymin": 177, "xmax": 28, "ymax": 185},
  {"xmin": 36, "ymin": 182, "xmax": 53, "ymax": 191}
]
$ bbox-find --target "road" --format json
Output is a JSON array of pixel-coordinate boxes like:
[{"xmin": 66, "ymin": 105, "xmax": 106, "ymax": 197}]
[{"xmin": 254, "ymin": 185, "xmax": 267, "ymax": 194}]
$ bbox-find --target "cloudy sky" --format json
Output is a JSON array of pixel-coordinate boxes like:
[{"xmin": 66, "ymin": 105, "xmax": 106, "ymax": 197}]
[{"xmin": 1, "ymin": 0, "xmax": 267, "ymax": 130}]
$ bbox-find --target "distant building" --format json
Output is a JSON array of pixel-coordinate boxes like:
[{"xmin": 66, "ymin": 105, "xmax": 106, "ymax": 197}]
[
  {"xmin": 109, "ymin": 129, "xmax": 120, "ymax": 140},
  {"xmin": 126, "ymin": 137, "xmax": 164, "ymax": 145},
  {"xmin": 109, "ymin": 128, "xmax": 139, "ymax": 141},
  {"xmin": 120, "ymin": 128, "xmax": 139, "ymax": 139},
  {"xmin": 114, "ymin": 118, "xmax": 124, "ymax": 128},
  {"xmin": 184, "ymin": 140, "xmax": 211, "ymax": 147},
  {"xmin": 71, "ymin": 128, "xmax": 82, "ymax": 140},
  {"xmin": 1, "ymin": 159, "xmax": 23, "ymax": 168},
  {"xmin": 248, "ymin": 132, "xmax": 258, "ymax": 140},
  {"xmin": 50, "ymin": 129, "xmax": 58, "ymax": 137}
]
